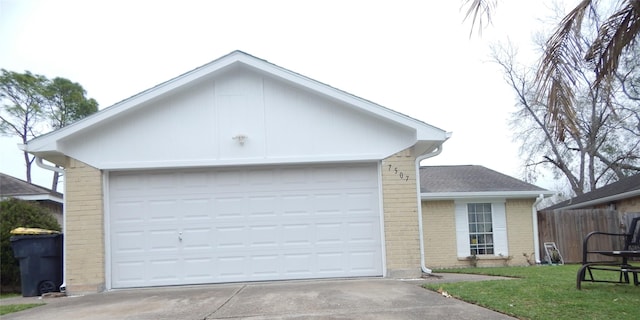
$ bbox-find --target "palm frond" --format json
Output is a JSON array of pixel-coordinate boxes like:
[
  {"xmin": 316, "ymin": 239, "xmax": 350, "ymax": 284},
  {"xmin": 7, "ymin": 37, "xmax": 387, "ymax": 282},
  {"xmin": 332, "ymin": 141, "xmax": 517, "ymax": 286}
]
[
  {"xmin": 535, "ymin": 0, "xmax": 593, "ymax": 141},
  {"xmin": 462, "ymin": 0, "xmax": 497, "ymax": 37},
  {"xmin": 586, "ymin": 0, "xmax": 640, "ymax": 87}
]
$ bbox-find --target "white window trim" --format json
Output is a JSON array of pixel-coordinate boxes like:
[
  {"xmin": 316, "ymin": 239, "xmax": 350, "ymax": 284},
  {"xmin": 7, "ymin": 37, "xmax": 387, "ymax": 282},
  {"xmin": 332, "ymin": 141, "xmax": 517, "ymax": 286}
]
[{"xmin": 455, "ymin": 199, "xmax": 509, "ymax": 258}]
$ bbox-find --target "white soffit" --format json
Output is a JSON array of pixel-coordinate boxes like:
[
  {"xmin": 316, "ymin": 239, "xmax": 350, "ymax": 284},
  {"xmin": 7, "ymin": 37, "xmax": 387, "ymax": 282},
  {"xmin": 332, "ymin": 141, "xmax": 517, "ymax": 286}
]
[{"xmin": 421, "ymin": 190, "xmax": 555, "ymax": 200}]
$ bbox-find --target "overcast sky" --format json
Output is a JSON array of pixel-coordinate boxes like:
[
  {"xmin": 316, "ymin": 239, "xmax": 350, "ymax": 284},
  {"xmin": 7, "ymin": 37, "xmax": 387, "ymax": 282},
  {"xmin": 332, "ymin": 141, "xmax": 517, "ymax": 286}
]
[{"xmin": 0, "ymin": 0, "xmax": 560, "ymax": 191}]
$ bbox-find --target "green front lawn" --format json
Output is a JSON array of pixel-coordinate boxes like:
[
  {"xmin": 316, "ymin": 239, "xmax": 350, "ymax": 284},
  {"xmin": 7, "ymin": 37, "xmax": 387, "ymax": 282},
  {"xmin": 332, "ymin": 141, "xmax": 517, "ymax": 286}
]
[
  {"xmin": 0, "ymin": 293, "xmax": 44, "ymax": 316},
  {"xmin": 0, "ymin": 304, "xmax": 44, "ymax": 316},
  {"xmin": 424, "ymin": 265, "xmax": 639, "ymax": 320}
]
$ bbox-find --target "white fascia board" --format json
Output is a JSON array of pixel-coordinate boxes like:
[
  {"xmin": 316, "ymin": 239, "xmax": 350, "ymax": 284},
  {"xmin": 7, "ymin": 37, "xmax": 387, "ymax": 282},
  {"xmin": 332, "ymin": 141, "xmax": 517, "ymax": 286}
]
[
  {"xmin": 558, "ymin": 189, "xmax": 640, "ymax": 210},
  {"xmin": 421, "ymin": 190, "xmax": 555, "ymax": 201},
  {"xmin": 5, "ymin": 194, "xmax": 64, "ymax": 204}
]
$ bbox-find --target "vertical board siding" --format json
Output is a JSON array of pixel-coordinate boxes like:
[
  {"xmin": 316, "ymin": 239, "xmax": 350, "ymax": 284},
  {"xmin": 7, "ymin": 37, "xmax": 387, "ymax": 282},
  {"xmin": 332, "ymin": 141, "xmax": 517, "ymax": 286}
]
[{"xmin": 537, "ymin": 209, "xmax": 625, "ymax": 263}]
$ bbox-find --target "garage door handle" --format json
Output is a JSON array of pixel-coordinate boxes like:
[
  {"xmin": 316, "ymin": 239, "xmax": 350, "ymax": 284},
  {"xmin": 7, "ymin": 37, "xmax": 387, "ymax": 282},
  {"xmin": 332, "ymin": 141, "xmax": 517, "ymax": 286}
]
[{"xmin": 178, "ymin": 232, "xmax": 183, "ymax": 241}]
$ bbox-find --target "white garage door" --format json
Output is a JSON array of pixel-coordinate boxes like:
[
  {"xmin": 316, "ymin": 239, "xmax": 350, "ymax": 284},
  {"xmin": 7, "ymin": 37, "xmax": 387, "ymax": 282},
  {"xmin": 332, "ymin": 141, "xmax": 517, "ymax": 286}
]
[{"xmin": 108, "ymin": 163, "xmax": 383, "ymax": 288}]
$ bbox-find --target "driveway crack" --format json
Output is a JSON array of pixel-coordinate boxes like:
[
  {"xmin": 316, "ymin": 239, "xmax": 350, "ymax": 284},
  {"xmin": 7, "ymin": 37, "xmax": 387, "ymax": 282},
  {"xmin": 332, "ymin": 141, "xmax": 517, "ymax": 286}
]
[{"xmin": 204, "ymin": 284, "xmax": 246, "ymax": 320}]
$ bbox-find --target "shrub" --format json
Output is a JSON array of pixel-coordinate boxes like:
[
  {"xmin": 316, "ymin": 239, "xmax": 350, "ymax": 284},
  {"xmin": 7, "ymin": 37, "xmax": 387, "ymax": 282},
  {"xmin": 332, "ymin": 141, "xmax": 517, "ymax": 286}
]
[{"xmin": 0, "ymin": 198, "xmax": 61, "ymax": 293}]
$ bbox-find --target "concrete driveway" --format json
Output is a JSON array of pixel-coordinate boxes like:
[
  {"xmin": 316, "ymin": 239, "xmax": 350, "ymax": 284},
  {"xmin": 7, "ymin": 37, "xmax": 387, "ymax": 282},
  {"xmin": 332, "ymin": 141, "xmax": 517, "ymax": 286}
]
[{"xmin": 2, "ymin": 276, "xmax": 515, "ymax": 319}]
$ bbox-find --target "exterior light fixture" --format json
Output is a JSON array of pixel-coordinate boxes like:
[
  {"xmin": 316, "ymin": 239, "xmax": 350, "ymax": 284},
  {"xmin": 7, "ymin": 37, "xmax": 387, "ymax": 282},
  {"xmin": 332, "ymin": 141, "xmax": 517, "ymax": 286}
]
[{"xmin": 232, "ymin": 134, "xmax": 247, "ymax": 145}]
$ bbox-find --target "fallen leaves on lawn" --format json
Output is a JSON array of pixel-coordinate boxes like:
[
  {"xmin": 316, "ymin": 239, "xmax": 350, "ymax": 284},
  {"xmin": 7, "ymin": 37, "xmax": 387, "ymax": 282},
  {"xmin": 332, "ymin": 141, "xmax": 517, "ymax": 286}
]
[{"xmin": 437, "ymin": 287, "xmax": 452, "ymax": 298}]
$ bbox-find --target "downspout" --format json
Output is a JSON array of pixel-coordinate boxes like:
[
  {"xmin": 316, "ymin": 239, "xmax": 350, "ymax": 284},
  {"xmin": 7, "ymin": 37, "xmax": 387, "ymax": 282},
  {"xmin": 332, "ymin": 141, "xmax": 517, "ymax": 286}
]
[
  {"xmin": 415, "ymin": 144, "xmax": 443, "ymax": 275},
  {"xmin": 35, "ymin": 157, "xmax": 65, "ymax": 174},
  {"xmin": 35, "ymin": 157, "xmax": 67, "ymax": 292},
  {"xmin": 532, "ymin": 194, "xmax": 544, "ymax": 264}
]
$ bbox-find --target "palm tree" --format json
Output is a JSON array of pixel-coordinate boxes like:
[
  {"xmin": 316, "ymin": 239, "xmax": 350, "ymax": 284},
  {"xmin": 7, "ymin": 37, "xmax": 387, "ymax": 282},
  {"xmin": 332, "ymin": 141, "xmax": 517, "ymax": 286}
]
[{"xmin": 464, "ymin": 0, "xmax": 640, "ymax": 140}]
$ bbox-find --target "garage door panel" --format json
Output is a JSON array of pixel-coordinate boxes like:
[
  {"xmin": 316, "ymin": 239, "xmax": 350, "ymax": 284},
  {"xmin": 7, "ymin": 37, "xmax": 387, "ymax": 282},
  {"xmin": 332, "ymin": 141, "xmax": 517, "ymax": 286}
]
[
  {"xmin": 316, "ymin": 223, "xmax": 343, "ymax": 245},
  {"xmin": 149, "ymin": 259, "xmax": 180, "ymax": 279},
  {"xmin": 250, "ymin": 255, "xmax": 280, "ymax": 277},
  {"xmin": 347, "ymin": 220, "xmax": 380, "ymax": 243},
  {"xmin": 317, "ymin": 252, "xmax": 345, "ymax": 273},
  {"xmin": 214, "ymin": 196, "xmax": 247, "ymax": 218},
  {"xmin": 311, "ymin": 167, "xmax": 342, "ymax": 184},
  {"xmin": 148, "ymin": 229, "xmax": 180, "ymax": 253},
  {"xmin": 281, "ymin": 194, "xmax": 312, "ymax": 215},
  {"xmin": 282, "ymin": 224, "xmax": 312, "ymax": 246},
  {"xmin": 183, "ymin": 257, "xmax": 214, "ymax": 281},
  {"xmin": 182, "ymin": 198, "xmax": 213, "ymax": 219},
  {"xmin": 249, "ymin": 224, "xmax": 279, "ymax": 247},
  {"xmin": 180, "ymin": 171, "xmax": 211, "ymax": 189},
  {"xmin": 349, "ymin": 250, "xmax": 379, "ymax": 272},
  {"xmin": 112, "ymin": 231, "xmax": 145, "ymax": 254},
  {"xmin": 283, "ymin": 253, "xmax": 313, "ymax": 275},
  {"xmin": 217, "ymin": 256, "xmax": 247, "ymax": 278},
  {"xmin": 246, "ymin": 168, "xmax": 275, "ymax": 185},
  {"xmin": 148, "ymin": 202, "xmax": 180, "ymax": 223},
  {"xmin": 281, "ymin": 167, "xmax": 309, "ymax": 184},
  {"xmin": 115, "ymin": 260, "xmax": 146, "ymax": 286},
  {"xmin": 110, "ymin": 200, "xmax": 145, "ymax": 222},
  {"xmin": 109, "ymin": 163, "xmax": 382, "ymax": 288},
  {"xmin": 345, "ymin": 191, "xmax": 379, "ymax": 211},
  {"xmin": 216, "ymin": 226, "xmax": 246, "ymax": 249},
  {"xmin": 215, "ymin": 171, "xmax": 244, "ymax": 189},
  {"xmin": 182, "ymin": 227, "xmax": 214, "ymax": 250},
  {"xmin": 109, "ymin": 175, "xmax": 145, "ymax": 197}
]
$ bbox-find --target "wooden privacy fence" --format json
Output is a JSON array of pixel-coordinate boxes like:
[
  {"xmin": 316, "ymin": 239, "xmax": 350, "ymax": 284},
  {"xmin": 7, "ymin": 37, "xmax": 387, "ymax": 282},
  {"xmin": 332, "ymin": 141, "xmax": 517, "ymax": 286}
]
[{"xmin": 537, "ymin": 209, "xmax": 626, "ymax": 263}]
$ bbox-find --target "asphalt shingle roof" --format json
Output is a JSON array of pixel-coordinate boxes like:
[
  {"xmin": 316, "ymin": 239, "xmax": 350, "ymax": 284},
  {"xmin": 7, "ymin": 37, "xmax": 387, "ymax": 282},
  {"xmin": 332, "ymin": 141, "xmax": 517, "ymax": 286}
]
[
  {"xmin": 0, "ymin": 172, "xmax": 62, "ymax": 199},
  {"xmin": 419, "ymin": 165, "xmax": 548, "ymax": 193},
  {"xmin": 543, "ymin": 174, "xmax": 640, "ymax": 210}
]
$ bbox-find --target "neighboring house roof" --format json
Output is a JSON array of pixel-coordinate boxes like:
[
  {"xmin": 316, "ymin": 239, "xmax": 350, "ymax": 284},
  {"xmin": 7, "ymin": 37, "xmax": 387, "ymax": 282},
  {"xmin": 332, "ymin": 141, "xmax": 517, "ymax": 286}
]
[
  {"xmin": 420, "ymin": 165, "xmax": 553, "ymax": 200},
  {"xmin": 22, "ymin": 50, "xmax": 450, "ymax": 167},
  {"xmin": 543, "ymin": 174, "xmax": 640, "ymax": 210},
  {"xmin": 0, "ymin": 172, "xmax": 63, "ymax": 203}
]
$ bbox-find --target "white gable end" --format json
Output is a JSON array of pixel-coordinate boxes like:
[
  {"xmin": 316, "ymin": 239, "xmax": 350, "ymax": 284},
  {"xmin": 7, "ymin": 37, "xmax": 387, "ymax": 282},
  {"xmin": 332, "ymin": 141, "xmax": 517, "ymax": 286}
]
[
  {"xmin": 24, "ymin": 51, "xmax": 448, "ymax": 168},
  {"xmin": 58, "ymin": 66, "xmax": 417, "ymax": 169}
]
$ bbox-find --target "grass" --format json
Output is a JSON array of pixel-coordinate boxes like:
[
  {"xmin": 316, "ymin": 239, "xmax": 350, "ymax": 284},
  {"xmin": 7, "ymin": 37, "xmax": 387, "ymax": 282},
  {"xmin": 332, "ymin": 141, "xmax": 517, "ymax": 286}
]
[
  {"xmin": 0, "ymin": 304, "xmax": 44, "ymax": 316},
  {"xmin": 0, "ymin": 293, "xmax": 44, "ymax": 316},
  {"xmin": 424, "ymin": 264, "xmax": 640, "ymax": 320}
]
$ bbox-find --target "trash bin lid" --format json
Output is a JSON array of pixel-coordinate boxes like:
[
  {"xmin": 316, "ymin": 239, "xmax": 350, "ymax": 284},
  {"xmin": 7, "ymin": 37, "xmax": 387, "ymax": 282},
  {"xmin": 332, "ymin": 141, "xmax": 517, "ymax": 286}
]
[{"xmin": 10, "ymin": 227, "xmax": 61, "ymax": 235}]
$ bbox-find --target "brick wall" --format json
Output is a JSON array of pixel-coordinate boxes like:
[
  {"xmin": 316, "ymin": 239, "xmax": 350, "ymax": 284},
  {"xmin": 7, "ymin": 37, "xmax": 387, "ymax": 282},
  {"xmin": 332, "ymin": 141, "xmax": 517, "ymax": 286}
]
[
  {"xmin": 422, "ymin": 198, "xmax": 536, "ymax": 268},
  {"xmin": 64, "ymin": 157, "xmax": 105, "ymax": 294},
  {"xmin": 505, "ymin": 199, "xmax": 536, "ymax": 266},
  {"xmin": 381, "ymin": 147, "xmax": 421, "ymax": 278},
  {"xmin": 421, "ymin": 200, "xmax": 469, "ymax": 268}
]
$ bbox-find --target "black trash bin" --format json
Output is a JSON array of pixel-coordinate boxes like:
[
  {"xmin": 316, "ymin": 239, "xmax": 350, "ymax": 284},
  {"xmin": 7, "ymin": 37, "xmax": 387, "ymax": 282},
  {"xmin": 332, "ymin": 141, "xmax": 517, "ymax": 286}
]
[{"xmin": 10, "ymin": 232, "xmax": 63, "ymax": 297}]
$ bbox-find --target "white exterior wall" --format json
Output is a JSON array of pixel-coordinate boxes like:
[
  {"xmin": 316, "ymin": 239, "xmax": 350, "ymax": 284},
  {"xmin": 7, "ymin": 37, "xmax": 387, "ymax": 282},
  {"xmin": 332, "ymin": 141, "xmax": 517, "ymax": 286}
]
[{"xmin": 58, "ymin": 67, "xmax": 415, "ymax": 170}]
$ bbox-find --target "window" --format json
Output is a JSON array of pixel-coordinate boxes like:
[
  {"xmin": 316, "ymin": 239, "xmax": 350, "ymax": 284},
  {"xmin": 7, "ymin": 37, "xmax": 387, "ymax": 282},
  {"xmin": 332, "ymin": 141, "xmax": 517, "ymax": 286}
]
[
  {"xmin": 468, "ymin": 203, "xmax": 494, "ymax": 255},
  {"xmin": 455, "ymin": 200, "xmax": 508, "ymax": 258}
]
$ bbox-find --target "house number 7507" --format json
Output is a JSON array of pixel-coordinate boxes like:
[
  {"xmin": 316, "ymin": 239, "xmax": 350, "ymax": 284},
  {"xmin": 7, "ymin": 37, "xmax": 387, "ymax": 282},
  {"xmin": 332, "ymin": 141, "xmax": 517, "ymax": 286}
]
[{"xmin": 388, "ymin": 165, "xmax": 410, "ymax": 182}]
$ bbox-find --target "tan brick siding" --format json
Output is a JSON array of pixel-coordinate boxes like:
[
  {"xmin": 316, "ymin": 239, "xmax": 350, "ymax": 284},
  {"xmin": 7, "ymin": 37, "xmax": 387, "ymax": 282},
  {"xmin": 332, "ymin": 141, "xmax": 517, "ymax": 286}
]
[
  {"xmin": 422, "ymin": 198, "xmax": 536, "ymax": 268},
  {"xmin": 381, "ymin": 147, "xmax": 421, "ymax": 277},
  {"xmin": 505, "ymin": 199, "xmax": 536, "ymax": 266},
  {"xmin": 64, "ymin": 157, "xmax": 105, "ymax": 294},
  {"xmin": 421, "ymin": 201, "xmax": 468, "ymax": 268}
]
